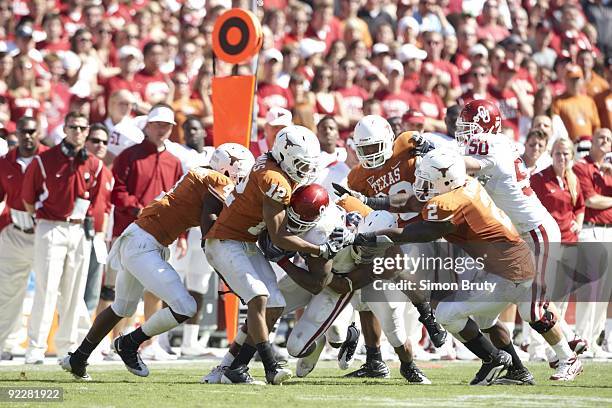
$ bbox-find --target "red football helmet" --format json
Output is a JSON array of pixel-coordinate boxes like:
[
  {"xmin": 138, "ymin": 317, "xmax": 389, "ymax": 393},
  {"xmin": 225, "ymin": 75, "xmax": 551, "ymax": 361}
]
[
  {"xmin": 455, "ymin": 99, "xmax": 502, "ymax": 146},
  {"xmin": 287, "ymin": 184, "xmax": 330, "ymax": 233}
]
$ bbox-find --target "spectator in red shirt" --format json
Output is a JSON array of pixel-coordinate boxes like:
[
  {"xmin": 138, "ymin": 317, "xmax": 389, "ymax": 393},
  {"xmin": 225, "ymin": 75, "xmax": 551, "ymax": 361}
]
[
  {"xmin": 43, "ymin": 53, "xmax": 71, "ymax": 137},
  {"xmin": 0, "ymin": 117, "xmax": 47, "ymax": 359},
  {"xmin": 454, "ymin": 23, "xmax": 478, "ymax": 76},
  {"xmin": 101, "ymin": 45, "xmax": 145, "ymax": 112},
  {"xmin": 422, "ymin": 30, "xmax": 461, "ymax": 101},
  {"xmin": 335, "ymin": 57, "xmax": 368, "ymax": 139},
  {"xmin": 282, "ymin": 4, "xmax": 309, "ymax": 46},
  {"xmin": 522, "ymin": 128, "xmax": 551, "ymax": 176},
  {"xmin": 306, "ymin": 0, "xmax": 341, "ymax": 51},
  {"xmin": 476, "ymin": 0, "xmax": 509, "ymax": 43},
  {"xmin": 133, "ymin": 42, "xmax": 172, "ymax": 109},
  {"xmin": 6, "ymin": 55, "xmax": 44, "ymax": 123},
  {"xmin": 377, "ymin": 60, "xmax": 412, "ymax": 119},
  {"xmin": 309, "ymin": 65, "xmax": 348, "ymax": 129},
  {"xmin": 37, "ymin": 13, "xmax": 70, "ymax": 55},
  {"xmin": 257, "ymin": 48, "xmax": 293, "ymax": 116},
  {"xmin": 411, "ymin": 62, "xmax": 446, "ymax": 133},
  {"xmin": 22, "ymin": 111, "xmax": 104, "ymax": 363},
  {"xmin": 459, "ymin": 62, "xmax": 494, "ymax": 105},
  {"xmin": 397, "ymin": 43, "xmax": 427, "ymax": 93}
]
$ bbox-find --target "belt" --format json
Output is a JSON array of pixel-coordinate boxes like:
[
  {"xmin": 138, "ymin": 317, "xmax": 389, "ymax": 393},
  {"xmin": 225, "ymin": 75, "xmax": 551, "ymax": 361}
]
[
  {"xmin": 68, "ymin": 219, "xmax": 84, "ymax": 225},
  {"xmin": 13, "ymin": 224, "xmax": 34, "ymax": 234},
  {"xmin": 584, "ymin": 222, "xmax": 610, "ymax": 228}
]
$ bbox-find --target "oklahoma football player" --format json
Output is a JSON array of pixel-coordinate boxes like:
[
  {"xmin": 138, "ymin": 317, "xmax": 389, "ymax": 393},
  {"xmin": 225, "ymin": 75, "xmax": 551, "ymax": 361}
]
[
  {"xmin": 205, "ymin": 126, "xmax": 348, "ymax": 385},
  {"xmin": 458, "ymin": 99, "xmax": 584, "ymax": 380},
  {"xmin": 61, "ymin": 144, "xmax": 254, "ymax": 381},
  {"xmin": 332, "ymin": 114, "xmax": 446, "ymax": 378},
  {"xmin": 352, "ymin": 148, "xmax": 548, "ymax": 385}
]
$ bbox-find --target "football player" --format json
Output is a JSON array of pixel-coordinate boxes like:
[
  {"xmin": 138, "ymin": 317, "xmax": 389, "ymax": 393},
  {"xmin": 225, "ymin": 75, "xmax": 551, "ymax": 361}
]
[
  {"xmin": 332, "ymin": 115, "xmax": 446, "ymax": 378},
  {"xmin": 61, "ymin": 144, "xmax": 255, "ymax": 381},
  {"xmin": 457, "ymin": 99, "xmax": 584, "ymax": 380},
  {"xmin": 352, "ymin": 149, "xmax": 544, "ymax": 385},
  {"xmin": 204, "ymin": 126, "xmax": 348, "ymax": 385},
  {"xmin": 203, "ymin": 185, "xmax": 430, "ymax": 384}
]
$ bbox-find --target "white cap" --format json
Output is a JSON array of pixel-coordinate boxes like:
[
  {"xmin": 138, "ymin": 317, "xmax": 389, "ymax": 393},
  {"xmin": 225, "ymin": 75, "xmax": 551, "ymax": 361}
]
[
  {"xmin": 119, "ymin": 45, "xmax": 143, "ymax": 60},
  {"xmin": 265, "ymin": 106, "xmax": 292, "ymax": 127},
  {"xmin": 397, "ymin": 16, "xmax": 420, "ymax": 36},
  {"xmin": 469, "ymin": 43, "xmax": 489, "ymax": 58},
  {"xmin": 386, "ymin": 59, "xmax": 404, "ymax": 76},
  {"xmin": 263, "ymin": 48, "xmax": 283, "ymax": 63},
  {"xmin": 397, "ymin": 44, "xmax": 427, "ymax": 62},
  {"xmin": 298, "ymin": 38, "xmax": 326, "ymax": 59},
  {"xmin": 372, "ymin": 43, "xmax": 390, "ymax": 56},
  {"xmin": 147, "ymin": 106, "xmax": 176, "ymax": 125}
]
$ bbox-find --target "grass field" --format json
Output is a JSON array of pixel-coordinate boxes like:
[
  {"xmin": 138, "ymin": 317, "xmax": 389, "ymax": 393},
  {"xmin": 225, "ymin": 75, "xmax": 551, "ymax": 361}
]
[{"xmin": 1, "ymin": 360, "xmax": 611, "ymax": 407}]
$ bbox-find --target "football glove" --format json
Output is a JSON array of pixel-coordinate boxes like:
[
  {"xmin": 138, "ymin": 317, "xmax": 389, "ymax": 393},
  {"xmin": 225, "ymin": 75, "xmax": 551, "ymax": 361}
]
[
  {"xmin": 412, "ymin": 132, "xmax": 434, "ymax": 157},
  {"xmin": 332, "ymin": 183, "xmax": 367, "ymax": 203},
  {"xmin": 352, "ymin": 232, "xmax": 395, "ymax": 248},
  {"xmin": 345, "ymin": 211, "xmax": 363, "ymax": 230},
  {"xmin": 257, "ymin": 231, "xmax": 296, "ymax": 262}
]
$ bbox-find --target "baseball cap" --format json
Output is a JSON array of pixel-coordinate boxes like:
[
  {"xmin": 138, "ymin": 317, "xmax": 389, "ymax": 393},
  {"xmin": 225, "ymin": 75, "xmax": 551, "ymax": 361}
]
[
  {"xmin": 147, "ymin": 105, "xmax": 176, "ymax": 125},
  {"xmin": 500, "ymin": 34, "xmax": 522, "ymax": 49},
  {"xmin": 397, "ymin": 44, "xmax": 427, "ymax": 62},
  {"xmin": 118, "ymin": 45, "xmax": 143, "ymax": 60},
  {"xmin": 397, "ymin": 16, "xmax": 420, "ymax": 36},
  {"xmin": 298, "ymin": 38, "xmax": 326, "ymax": 59},
  {"xmin": 263, "ymin": 48, "xmax": 283, "ymax": 63},
  {"xmin": 469, "ymin": 44, "xmax": 489, "ymax": 58},
  {"xmin": 15, "ymin": 25, "xmax": 33, "ymax": 38},
  {"xmin": 372, "ymin": 43, "xmax": 390, "ymax": 56},
  {"xmin": 265, "ymin": 106, "xmax": 292, "ymax": 127},
  {"xmin": 386, "ymin": 59, "xmax": 404, "ymax": 76},
  {"xmin": 565, "ymin": 64, "xmax": 584, "ymax": 79}
]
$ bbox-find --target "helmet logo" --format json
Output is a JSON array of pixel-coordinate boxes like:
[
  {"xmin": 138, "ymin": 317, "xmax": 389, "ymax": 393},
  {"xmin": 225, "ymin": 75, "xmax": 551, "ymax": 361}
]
[
  {"xmin": 284, "ymin": 137, "xmax": 298, "ymax": 149},
  {"xmin": 476, "ymin": 106, "xmax": 490, "ymax": 123},
  {"xmin": 227, "ymin": 153, "xmax": 239, "ymax": 165},
  {"xmin": 432, "ymin": 164, "xmax": 452, "ymax": 178}
]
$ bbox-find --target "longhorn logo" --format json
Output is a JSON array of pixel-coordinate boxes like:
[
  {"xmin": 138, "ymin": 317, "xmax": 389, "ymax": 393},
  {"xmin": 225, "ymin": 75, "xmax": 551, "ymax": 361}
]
[
  {"xmin": 432, "ymin": 165, "xmax": 452, "ymax": 178},
  {"xmin": 227, "ymin": 153, "xmax": 240, "ymax": 165},
  {"xmin": 284, "ymin": 137, "xmax": 298, "ymax": 149}
]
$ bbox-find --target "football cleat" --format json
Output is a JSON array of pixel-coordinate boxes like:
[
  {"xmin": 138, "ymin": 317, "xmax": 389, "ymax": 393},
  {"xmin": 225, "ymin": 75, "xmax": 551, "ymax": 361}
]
[
  {"xmin": 400, "ymin": 362, "xmax": 432, "ymax": 384},
  {"xmin": 338, "ymin": 323, "xmax": 360, "ymax": 370},
  {"xmin": 265, "ymin": 362, "xmax": 293, "ymax": 385},
  {"xmin": 469, "ymin": 350, "xmax": 512, "ymax": 386},
  {"xmin": 60, "ymin": 353, "xmax": 92, "ymax": 381},
  {"xmin": 418, "ymin": 311, "xmax": 448, "ymax": 348},
  {"xmin": 221, "ymin": 365, "xmax": 265, "ymax": 385},
  {"xmin": 112, "ymin": 335, "xmax": 149, "ymax": 377},
  {"xmin": 297, "ymin": 337, "xmax": 325, "ymax": 378},
  {"xmin": 201, "ymin": 365, "xmax": 227, "ymax": 384},
  {"xmin": 550, "ymin": 357, "xmax": 583, "ymax": 381},
  {"xmin": 550, "ymin": 337, "xmax": 588, "ymax": 368},
  {"xmin": 344, "ymin": 360, "xmax": 391, "ymax": 379},
  {"xmin": 494, "ymin": 366, "xmax": 535, "ymax": 385}
]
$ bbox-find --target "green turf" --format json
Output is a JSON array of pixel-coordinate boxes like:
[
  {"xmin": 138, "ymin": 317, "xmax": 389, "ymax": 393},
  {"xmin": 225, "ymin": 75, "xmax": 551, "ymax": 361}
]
[{"xmin": 1, "ymin": 361, "xmax": 611, "ymax": 407}]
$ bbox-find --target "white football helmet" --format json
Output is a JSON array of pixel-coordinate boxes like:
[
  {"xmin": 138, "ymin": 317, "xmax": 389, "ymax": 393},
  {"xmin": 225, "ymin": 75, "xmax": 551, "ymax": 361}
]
[
  {"xmin": 271, "ymin": 125, "xmax": 320, "ymax": 185},
  {"xmin": 351, "ymin": 210, "xmax": 397, "ymax": 264},
  {"xmin": 353, "ymin": 115, "xmax": 394, "ymax": 168},
  {"xmin": 209, "ymin": 143, "xmax": 255, "ymax": 184},
  {"xmin": 413, "ymin": 149, "xmax": 466, "ymax": 202}
]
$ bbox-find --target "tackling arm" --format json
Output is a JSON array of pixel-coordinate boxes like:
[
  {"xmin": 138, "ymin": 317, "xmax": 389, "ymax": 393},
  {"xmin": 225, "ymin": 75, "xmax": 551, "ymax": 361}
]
[
  {"xmin": 356, "ymin": 219, "xmax": 456, "ymax": 246},
  {"xmin": 278, "ymin": 256, "xmax": 333, "ymax": 295},
  {"xmin": 200, "ymin": 193, "xmax": 224, "ymax": 239}
]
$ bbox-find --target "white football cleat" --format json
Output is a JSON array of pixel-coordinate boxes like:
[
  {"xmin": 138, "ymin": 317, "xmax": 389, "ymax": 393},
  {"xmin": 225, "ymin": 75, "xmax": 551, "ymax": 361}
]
[
  {"xmin": 201, "ymin": 365, "xmax": 227, "ymax": 384},
  {"xmin": 25, "ymin": 348, "xmax": 45, "ymax": 365},
  {"xmin": 181, "ymin": 343, "xmax": 212, "ymax": 358},
  {"xmin": 296, "ymin": 337, "xmax": 325, "ymax": 378},
  {"xmin": 140, "ymin": 341, "xmax": 178, "ymax": 361},
  {"xmin": 550, "ymin": 357, "xmax": 583, "ymax": 381}
]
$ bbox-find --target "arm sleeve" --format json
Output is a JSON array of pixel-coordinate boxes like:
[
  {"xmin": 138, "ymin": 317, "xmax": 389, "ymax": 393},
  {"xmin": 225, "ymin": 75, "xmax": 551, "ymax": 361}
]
[
  {"xmin": 111, "ymin": 152, "xmax": 142, "ymax": 209},
  {"xmin": 21, "ymin": 157, "xmax": 43, "ymax": 206}
]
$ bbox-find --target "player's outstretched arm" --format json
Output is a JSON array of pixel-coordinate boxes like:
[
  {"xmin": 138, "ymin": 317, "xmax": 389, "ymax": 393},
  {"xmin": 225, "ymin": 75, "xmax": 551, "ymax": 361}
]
[
  {"xmin": 199, "ymin": 193, "xmax": 224, "ymax": 239},
  {"xmin": 354, "ymin": 219, "xmax": 456, "ymax": 246},
  {"xmin": 282, "ymin": 256, "xmax": 333, "ymax": 295}
]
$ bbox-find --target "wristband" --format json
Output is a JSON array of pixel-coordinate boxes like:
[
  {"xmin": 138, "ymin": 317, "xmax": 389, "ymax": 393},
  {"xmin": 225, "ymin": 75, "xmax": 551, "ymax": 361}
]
[
  {"xmin": 277, "ymin": 256, "xmax": 291, "ymax": 269},
  {"xmin": 365, "ymin": 196, "xmax": 391, "ymax": 210}
]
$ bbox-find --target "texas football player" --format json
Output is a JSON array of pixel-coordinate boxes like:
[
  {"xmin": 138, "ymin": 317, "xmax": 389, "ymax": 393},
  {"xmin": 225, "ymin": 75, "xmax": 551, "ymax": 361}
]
[
  {"xmin": 352, "ymin": 148, "xmax": 545, "ymax": 385},
  {"xmin": 205, "ymin": 126, "xmax": 349, "ymax": 385},
  {"xmin": 458, "ymin": 99, "xmax": 584, "ymax": 380},
  {"xmin": 61, "ymin": 143, "xmax": 255, "ymax": 381},
  {"xmin": 333, "ymin": 114, "xmax": 446, "ymax": 378}
]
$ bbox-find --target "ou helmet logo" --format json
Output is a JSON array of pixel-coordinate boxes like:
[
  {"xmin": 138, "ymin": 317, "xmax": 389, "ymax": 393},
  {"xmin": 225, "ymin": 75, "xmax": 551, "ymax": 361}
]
[{"xmin": 476, "ymin": 105, "xmax": 490, "ymax": 123}]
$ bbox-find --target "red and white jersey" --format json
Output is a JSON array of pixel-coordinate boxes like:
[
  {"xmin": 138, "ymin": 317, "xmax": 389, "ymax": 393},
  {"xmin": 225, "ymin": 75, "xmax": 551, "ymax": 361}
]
[{"xmin": 467, "ymin": 133, "xmax": 549, "ymax": 234}]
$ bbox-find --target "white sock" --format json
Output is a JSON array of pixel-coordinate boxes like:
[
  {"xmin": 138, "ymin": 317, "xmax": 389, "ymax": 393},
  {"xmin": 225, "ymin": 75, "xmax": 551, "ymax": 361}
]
[
  {"xmin": 235, "ymin": 328, "xmax": 248, "ymax": 345},
  {"xmin": 551, "ymin": 338, "xmax": 574, "ymax": 361},
  {"xmin": 220, "ymin": 352, "xmax": 235, "ymax": 368},
  {"xmin": 182, "ymin": 324, "xmax": 199, "ymax": 348},
  {"xmin": 220, "ymin": 329, "xmax": 248, "ymax": 367},
  {"xmin": 141, "ymin": 308, "xmax": 180, "ymax": 337}
]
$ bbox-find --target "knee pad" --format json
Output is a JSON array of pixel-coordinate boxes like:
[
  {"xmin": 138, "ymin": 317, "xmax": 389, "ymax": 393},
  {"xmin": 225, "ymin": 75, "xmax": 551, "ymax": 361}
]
[
  {"xmin": 169, "ymin": 295, "xmax": 197, "ymax": 318},
  {"xmin": 435, "ymin": 303, "xmax": 466, "ymax": 334},
  {"xmin": 286, "ymin": 332, "xmax": 306, "ymax": 358},
  {"xmin": 100, "ymin": 286, "xmax": 115, "ymax": 301},
  {"xmin": 529, "ymin": 309, "xmax": 557, "ymax": 333},
  {"xmin": 110, "ymin": 299, "xmax": 138, "ymax": 318}
]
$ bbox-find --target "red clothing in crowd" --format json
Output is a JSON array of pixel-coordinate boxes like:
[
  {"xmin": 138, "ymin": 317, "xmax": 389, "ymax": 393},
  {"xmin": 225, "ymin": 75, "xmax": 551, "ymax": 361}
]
[
  {"xmin": 453, "ymin": 53, "xmax": 472, "ymax": 76},
  {"xmin": 90, "ymin": 165, "xmax": 114, "ymax": 233},
  {"xmin": 111, "ymin": 138, "xmax": 183, "ymax": 237},
  {"xmin": 530, "ymin": 166, "xmax": 585, "ymax": 243},
  {"xmin": 488, "ymin": 85, "xmax": 521, "ymax": 140},
  {"xmin": 458, "ymin": 89, "xmax": 496, "ymax": 106},
  {"xmin": 22, "ymin": 144, "xmax": 104, "ymax": 221},
  {"xmin": 376, "ymin": 89, "xmax": 412, "ymax": 118},
  {"xmin": 133, "ymin": 69, "xmax": 171, "ymax": 104},
  {"xmin": 430, "ymin": 60, "xmax": 461, "ymax": 90},
  {"xmin": 410, "ymin": 90, "xmax": 445, "ymax": 120},
  {"xmin": 257, "ymin": 82, "xmax": 294, "ymax": 116},
  {"xmin": 572, "ymin": 155, "xmax": 612, "ymax": 225},
  {"xmin": 7, "ymin": 92, "xmax": 42, "ymax": 122},
  {"xmin": 100, "ymin": 74, "xmax": 141, "ymax": 102},
  {"xmin": 401, "ymin": 73, "xmax": 420, "ymax": 93},
  {"xmin": 0, "ymin": 145, "xmax": 49, "ymax": 231}
]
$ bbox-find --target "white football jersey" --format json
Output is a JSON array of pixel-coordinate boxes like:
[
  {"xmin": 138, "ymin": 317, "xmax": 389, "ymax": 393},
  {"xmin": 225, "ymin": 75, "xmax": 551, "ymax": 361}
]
[{"xmin": 467, "ymin": 134, "xmax": 549, "ymax": 234}]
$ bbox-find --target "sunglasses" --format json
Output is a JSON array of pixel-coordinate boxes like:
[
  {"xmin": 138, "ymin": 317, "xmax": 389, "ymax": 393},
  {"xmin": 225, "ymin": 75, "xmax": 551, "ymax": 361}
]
[
  {"xmin": 67, "ymin": 125, "xmax": 90, "ymax": 132},
  {"xmin": 87, "ymin": 137, "xmax": 108, "ymax": 145},
  {"xmin": 18, "ymin": 128, "xmax": 37, "ymax": 134}
]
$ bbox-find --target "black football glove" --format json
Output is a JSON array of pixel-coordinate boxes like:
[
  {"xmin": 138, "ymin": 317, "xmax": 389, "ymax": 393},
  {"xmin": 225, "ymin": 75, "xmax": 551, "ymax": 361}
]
[
  {"xmin": 332, "ymin": 183, "xmax": 367, "ymax": 203},
  {"xmin": 352, "ymin": 232, "xmax": 394, "ymax": 248},
  {"xmin": 412, "ymin": 132, "xmax": 434, "ymax": 157},
  {"xmin": 257, "ymin": 231, "xmax": 296, "ymax": 262}
]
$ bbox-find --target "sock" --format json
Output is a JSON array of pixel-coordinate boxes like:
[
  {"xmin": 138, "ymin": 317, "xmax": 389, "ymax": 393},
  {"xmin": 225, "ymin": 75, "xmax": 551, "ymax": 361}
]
[
  {"xmin": 235, "ymin": 328, "xmax": 248, "ymax": 345},
  {"xmin": 500, "ymin": 343, "xmax": 524, "ymax": 369},
  {"xmin": 256, "ymin": 341, "xmax": 277, "ymax": 372},
  {"xmin": 182, "ymin": 324, "xmax": 199, "ymax": 348},
  {"xmin": 72, "ymin": 337, "xmax": 97, "ymax": 363},
  {"xmin": 415, "ymin": 302, "xmax": 432, "ymax": 317},
  {"xmin": 551, "ymin": 338, "xmax": 574, "ymax": 361},
  {"xmin": 464, "ymin": 332, "xmax": 498, "ymax": 362},
  {"xmin": 141, "ymin": 308, "xmax": 180, "ymax": 337},
  {"xmin": 365, "ymin": 345, "xmax": 382, "ymax": 363},
  {"xmin": 126, "ymin": 327, "xmax": 151, "ymax": 348},
  {"xmin": 221, "ymin": 350, "xmax": 236, "ymax": 368},
  {"xmin": 230, "ymin": 343, "xmax": 257, "ymax": 369}
]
